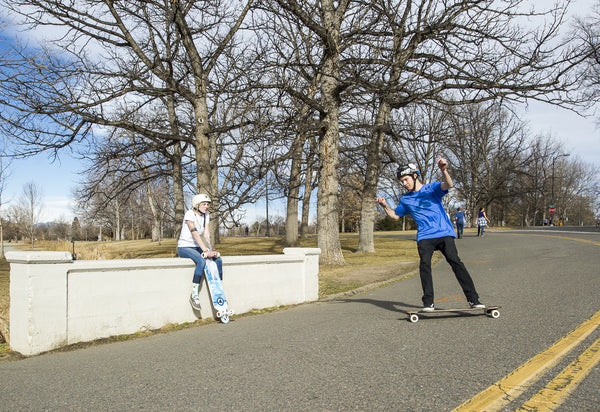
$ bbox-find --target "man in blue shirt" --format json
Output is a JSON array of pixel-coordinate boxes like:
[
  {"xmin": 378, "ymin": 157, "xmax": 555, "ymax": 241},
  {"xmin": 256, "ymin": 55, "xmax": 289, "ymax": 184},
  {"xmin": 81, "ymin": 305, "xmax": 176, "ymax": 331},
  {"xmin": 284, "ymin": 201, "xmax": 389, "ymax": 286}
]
[
  {"xmin": 376, "ymin": 156, "xmax": 484, "ymax": 312},
  {"xmin": 454, "ymin": 208, "xmax": 466, "ymax": 239}
]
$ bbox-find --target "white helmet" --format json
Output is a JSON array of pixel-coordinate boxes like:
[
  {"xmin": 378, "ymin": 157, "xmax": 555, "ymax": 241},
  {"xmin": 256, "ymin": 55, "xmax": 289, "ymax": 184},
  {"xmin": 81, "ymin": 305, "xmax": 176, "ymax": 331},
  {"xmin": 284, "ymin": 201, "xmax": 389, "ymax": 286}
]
[
  {"xmin": 192, "ymin": 194, "xmax": 211, "ymax": 207},
  {"xmin": 397, "ymin": 163, "xmax": 420, "ymax": 179}
]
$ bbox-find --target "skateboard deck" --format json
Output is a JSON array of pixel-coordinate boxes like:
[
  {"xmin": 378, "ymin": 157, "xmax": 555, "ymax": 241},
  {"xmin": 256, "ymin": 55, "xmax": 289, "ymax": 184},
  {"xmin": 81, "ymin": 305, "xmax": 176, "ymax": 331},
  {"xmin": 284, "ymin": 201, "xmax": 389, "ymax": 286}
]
[
  {"xmin": 406, "ymin": 306, "xmax": 500, "ymax": 323},
  {"xmin": 202, "ymin": 255, "xmax": 234, "ymax": 323}
]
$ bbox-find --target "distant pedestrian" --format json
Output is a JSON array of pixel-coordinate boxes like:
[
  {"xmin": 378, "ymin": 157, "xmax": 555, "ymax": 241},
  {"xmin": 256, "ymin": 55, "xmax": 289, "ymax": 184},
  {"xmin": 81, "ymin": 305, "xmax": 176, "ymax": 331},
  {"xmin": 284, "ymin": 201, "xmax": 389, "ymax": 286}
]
[
  {"xmin": 454, "ymin": 208, "xmax": 466, "ymax": 239},
  {"xmin": 477, "ymin": 207, "xmax": 490, "ymax": 237}
]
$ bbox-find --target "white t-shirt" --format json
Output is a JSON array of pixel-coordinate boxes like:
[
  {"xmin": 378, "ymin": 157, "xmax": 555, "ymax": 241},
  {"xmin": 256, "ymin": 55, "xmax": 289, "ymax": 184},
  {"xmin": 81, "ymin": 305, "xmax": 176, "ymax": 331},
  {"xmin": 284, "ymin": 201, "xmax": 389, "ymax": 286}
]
[{"xmin": 177, "ymin": 209, "xmax": 209, "ymax": 248}]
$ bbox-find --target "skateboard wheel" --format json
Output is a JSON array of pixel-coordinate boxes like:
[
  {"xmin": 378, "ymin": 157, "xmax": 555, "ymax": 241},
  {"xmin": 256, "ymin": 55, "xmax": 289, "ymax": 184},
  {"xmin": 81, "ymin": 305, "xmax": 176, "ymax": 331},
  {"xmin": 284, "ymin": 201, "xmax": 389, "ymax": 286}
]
[
  {"xmin": 489, "ymin": 309, "xmax": 500, "ymax": 319},
  {"xmin": 220, "ymin": 315, "xmax": 229, "ymax": 324},
  {"xmin": 409, "ymin": 314, "xmax": 419, "ymax": 323}
]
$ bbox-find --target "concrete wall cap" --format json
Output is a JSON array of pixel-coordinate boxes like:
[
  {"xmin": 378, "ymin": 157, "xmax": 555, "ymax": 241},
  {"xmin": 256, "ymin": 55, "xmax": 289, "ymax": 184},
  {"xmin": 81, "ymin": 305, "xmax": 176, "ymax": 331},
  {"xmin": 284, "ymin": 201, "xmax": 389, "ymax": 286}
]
[
  {"xmin": 5, "ymin": 251, "xmax": 73, "ymax": 264},
  {"xmin": 283, "ymin": 248, "xmax": 322, "ymax": 256}
]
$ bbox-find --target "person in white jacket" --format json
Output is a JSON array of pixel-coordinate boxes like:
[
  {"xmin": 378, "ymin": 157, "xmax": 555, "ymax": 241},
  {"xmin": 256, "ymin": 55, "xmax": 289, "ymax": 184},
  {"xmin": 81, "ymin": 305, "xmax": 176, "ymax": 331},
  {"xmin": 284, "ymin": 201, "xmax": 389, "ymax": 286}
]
[{"xmin": 177, "ymin": 194, "xmax": 222, "ymax": 310}]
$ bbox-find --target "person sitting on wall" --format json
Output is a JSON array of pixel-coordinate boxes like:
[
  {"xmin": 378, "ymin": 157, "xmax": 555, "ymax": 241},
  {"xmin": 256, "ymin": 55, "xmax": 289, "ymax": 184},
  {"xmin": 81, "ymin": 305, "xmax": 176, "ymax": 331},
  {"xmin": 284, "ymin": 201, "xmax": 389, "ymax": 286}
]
[{"xmin": 177, "ymin": 194, "xmax": 222, "ymax": 311}]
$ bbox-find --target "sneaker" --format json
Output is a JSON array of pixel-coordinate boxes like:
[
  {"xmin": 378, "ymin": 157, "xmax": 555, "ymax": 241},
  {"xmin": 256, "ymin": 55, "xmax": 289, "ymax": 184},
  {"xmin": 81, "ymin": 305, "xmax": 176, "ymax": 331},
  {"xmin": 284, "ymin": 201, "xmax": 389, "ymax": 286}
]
[
  {"xmin": 189, "ymin": 294, "xmax": 201, "ymax": 310},
  {"xmin": 422, "ymin": 304, "xmax": 435, "ymax": 312},
  {"xmin": 469, "ymin": 301, "xmax": 485, "ymax": 309}
]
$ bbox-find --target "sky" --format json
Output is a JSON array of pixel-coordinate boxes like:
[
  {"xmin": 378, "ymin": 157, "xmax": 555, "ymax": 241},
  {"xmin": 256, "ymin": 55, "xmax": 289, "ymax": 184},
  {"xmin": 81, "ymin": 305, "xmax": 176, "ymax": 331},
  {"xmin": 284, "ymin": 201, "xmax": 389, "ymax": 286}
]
[{"xmin": 2, "ymin": 0, "xmax": 599, "ymax": 224}]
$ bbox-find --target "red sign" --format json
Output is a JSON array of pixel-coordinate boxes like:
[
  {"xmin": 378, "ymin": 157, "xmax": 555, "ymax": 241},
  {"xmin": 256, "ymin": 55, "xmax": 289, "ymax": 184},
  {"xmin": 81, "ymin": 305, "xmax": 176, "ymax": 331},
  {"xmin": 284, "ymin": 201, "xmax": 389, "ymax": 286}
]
[{"xmin": 549, "ymin": 207, "xmax": 556, "ymax": 214}]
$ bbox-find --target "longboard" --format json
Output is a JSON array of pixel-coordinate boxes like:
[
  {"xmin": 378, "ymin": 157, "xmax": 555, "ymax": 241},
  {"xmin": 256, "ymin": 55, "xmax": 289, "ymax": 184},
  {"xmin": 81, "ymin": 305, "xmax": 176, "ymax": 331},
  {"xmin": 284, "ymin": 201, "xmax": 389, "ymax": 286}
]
[
  {"xmin": 202, "ymin": 253, "xmax": 234, "ymax": 323},
  {"xmin": 406, "ymin": 306, "xmax": 500, "ymax": 323}
]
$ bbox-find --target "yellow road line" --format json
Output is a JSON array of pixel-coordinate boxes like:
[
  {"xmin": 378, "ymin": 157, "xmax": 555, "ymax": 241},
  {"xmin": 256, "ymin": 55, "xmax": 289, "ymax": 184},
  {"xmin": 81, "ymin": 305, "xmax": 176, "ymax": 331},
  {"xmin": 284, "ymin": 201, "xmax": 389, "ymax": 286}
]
[
  {"xmin": 516, "ymin": 335, "xmax": 600, "ymax": 411},
  {"xmin": 453, "ymin": 309, "xmax": 600, "ymax": 412}
]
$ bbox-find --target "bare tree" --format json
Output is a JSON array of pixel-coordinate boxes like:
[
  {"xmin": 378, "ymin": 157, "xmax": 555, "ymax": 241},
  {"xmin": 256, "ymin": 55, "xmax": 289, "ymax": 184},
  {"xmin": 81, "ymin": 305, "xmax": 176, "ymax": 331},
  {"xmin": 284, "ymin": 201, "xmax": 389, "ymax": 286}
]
[
  {"xmin": 350, "ymin": 0, "xmax": 584, "ymax": 251},
  {"xmin": 259, "ymin": 0, "xmax": 356, "ymax": 264},
  {"xmin": 19, "ymin": 182, "xmax": 43, "ymax": 246},
  {"xmin": 0, "ymin": 155, "xmax": 11, "ymax": 257},
  {"xmin": 444, "ymin": 103, "xmax": 531, "ymax": 225},
  {"xmin": 551, "ymin": 155, "xmax": 599, "ymax": 225},
  {"xmin": 0, "ymin": 0, "xmax": 257, "ymax": 244},
  {"xmin": 522, "ymin": 136, "xmax": 558, "ymax": 226},
  {"xmin": 144, "ymin": 177, "xmax": 171, "ymax": 242},
  {"xmin": 573, "ymin": 2, "xmax": 600, "ymax": 115}
]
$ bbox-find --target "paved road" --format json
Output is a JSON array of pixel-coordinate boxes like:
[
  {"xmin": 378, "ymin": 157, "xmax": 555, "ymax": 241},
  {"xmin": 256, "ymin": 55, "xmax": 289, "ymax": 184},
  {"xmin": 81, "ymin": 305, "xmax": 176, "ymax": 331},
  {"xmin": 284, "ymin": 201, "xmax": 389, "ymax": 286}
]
[{"xmin": 1, "ymin": 231, "xmax": 599, "ymax": 411}]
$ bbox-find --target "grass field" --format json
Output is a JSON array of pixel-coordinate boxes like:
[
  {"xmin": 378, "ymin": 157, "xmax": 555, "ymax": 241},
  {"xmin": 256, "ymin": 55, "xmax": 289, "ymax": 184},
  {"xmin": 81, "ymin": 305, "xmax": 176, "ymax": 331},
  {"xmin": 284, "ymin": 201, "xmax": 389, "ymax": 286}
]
[{"xmin": 0, "ymin": 232, "xmax": 422, "ymax": 356}]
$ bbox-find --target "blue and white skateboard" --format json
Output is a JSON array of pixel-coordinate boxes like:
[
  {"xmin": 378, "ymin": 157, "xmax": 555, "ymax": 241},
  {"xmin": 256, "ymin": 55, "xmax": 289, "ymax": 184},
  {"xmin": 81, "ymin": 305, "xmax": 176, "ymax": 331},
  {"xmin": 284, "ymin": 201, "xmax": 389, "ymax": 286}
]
[{"xmin": 202, "ymin": 252, "xmax": 234, "ymax": 324}]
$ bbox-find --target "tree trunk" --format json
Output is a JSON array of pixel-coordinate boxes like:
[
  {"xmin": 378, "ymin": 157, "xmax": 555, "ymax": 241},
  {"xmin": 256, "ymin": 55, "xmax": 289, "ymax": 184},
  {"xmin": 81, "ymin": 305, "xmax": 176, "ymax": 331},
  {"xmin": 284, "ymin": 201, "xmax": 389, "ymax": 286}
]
[
  {"xmin": 210, "ymin": 124, "xmax": 221, "ymax": 245},
  {"xmin": 146, "ymin": 188, "xmax": 161, "ymax": 242},
  {"xmin": 114, "ymin": 198, "xmax": 121, "ymax": 241},
  {"xmin": 171, "ymin": 143, "xmax": 185, "ymax": 241},
  {"xmin": 285, "ymin": 131, "xmax": 306, "ymax": 247},
  {"xmin": 357, "ymin": 101, "xmax": 389, "ymax": 253},
  {"xmin": 317, "ymin": 55, "xmax": 344, "ymax": 264},
  {"xmin": 301, "ymin": 136, "xmax": 317, "ymax": 238},
  {"xmin": 164, "ymin": 85, "xmax": 185, "ymax": 241},
  {"xmin": 314, "ymin": 0, "xmax": 347, "ymax": 265},
  {"xmin": 194, "ymin": 102, "xmax": 211, "ymax": 195}
]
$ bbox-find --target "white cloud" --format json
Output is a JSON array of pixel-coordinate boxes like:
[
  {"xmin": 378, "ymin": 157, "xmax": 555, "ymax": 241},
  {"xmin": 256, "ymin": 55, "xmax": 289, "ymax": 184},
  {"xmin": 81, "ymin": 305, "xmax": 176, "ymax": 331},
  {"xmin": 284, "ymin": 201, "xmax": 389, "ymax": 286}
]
[{"xmin": 40, "ymin": 197, "xmax": 74, "ymax": 223}]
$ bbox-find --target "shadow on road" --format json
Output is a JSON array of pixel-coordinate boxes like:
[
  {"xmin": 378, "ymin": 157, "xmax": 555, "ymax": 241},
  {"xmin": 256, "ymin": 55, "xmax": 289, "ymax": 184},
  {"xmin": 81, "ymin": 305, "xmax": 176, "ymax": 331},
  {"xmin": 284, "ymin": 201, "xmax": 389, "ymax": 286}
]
[{"xmin": 338, "ymin": 298, "xmax": 421, "ymax": 313}]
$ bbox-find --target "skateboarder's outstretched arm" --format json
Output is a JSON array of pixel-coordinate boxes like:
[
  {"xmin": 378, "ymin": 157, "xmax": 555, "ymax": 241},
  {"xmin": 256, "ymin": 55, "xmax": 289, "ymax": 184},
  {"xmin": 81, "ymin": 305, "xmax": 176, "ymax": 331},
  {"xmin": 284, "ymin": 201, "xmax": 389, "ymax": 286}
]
[
  {"xmin": 376, "ymin": 197, "xmax": 400, "ymax": 220},
  {"xmin": 437, "ymin": 155, "xmax": 454, "ymax": 192}
]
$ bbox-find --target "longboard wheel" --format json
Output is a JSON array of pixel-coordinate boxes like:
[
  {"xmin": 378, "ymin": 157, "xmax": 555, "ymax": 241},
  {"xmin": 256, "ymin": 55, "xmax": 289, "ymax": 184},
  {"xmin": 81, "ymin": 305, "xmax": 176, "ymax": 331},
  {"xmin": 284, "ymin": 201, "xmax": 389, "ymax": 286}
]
[
  {"xmin": 220, "ymin": 315, "xmax": 229, "ymax": 324},
  {"xmin": 409, "ymin": 314, "xmax": 419, "ymax": 323},
  {"xmin": 489, "ymin": 309, "xmax": 500, "ymax": 319}
]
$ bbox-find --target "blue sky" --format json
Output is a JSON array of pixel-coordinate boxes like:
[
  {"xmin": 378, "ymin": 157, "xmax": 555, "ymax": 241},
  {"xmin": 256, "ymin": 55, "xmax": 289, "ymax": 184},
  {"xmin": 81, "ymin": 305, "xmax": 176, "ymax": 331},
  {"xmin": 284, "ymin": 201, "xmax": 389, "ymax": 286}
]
[
  {"xmin": 2, "ymin": 0, "xmax": 599, "ymax": 223},
  {"xmin": 3, "ymin": 152, "xmax": 82, "ymax": 222}
]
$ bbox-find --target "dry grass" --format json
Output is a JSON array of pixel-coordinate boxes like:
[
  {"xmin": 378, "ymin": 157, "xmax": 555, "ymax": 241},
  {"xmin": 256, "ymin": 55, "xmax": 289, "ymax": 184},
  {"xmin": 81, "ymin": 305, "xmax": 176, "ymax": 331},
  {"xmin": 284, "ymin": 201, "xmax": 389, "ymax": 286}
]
[{"xmin": 1, "ymin": 232, "xmax": 420, "ymax": 356}]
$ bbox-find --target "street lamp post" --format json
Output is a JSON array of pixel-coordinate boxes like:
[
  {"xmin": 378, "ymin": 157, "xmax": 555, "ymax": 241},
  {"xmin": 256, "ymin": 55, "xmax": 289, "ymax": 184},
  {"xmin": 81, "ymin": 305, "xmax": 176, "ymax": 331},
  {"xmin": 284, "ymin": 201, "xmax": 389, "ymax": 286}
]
[{"xmin": 551, "ymin": 153, "xmax": 570, "ymax": 224}]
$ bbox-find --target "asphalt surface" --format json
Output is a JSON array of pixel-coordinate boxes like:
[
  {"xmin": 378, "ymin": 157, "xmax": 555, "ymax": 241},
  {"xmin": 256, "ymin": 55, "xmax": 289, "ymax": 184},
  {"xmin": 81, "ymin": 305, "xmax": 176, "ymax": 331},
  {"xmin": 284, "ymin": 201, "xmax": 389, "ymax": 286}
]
[{"xmin": 1, "ymin": 230, "xmax": 599, "ymax": 411}]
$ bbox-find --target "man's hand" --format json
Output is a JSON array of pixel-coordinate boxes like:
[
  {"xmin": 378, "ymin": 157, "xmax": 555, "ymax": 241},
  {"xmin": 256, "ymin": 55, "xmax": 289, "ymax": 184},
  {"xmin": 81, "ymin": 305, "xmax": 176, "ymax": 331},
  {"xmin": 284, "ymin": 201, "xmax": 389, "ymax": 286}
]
[
  {"xmin": 375, "ymin": 197, "xmax": 388, "ymax": 208},
  {"xmin": 437, "ymin": 155, "xmax": 448, "ymax": 171}
]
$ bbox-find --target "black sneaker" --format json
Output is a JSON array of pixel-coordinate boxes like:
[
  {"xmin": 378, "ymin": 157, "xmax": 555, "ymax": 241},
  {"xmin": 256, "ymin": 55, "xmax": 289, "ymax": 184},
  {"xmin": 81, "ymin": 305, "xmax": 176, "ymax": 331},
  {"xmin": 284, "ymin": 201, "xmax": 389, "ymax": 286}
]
[
  {"xmin": 469, "ymin": 301, "xmax": 485, "ymax": 309},
  {"xmin": 422, "ymin": 303, "xmax": 435, "ymax": 312}
]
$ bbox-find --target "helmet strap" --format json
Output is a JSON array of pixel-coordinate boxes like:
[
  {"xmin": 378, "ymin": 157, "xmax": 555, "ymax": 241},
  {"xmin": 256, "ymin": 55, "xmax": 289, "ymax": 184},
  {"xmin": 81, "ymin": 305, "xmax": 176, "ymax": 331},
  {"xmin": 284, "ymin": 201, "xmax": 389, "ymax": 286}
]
[{"xmin": 410, "ymin": 174, "xmax": 418, "ymax": 191}]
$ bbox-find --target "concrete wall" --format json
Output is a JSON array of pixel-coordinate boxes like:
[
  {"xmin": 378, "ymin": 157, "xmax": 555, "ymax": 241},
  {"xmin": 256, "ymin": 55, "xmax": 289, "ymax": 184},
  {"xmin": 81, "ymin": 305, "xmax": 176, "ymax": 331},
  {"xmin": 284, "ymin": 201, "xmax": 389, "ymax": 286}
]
[{"xmin": 6, "ymin": 248, "xmax": 320, "ymax": 356}]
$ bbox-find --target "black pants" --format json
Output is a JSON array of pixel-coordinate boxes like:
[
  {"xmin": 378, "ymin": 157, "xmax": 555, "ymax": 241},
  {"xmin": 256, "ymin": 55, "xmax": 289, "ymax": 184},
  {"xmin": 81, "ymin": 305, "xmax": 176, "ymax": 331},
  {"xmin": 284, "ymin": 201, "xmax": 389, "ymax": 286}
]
[{"xmin": 417, "ymin": 236, "xmax": 480, "ymax": 306}]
